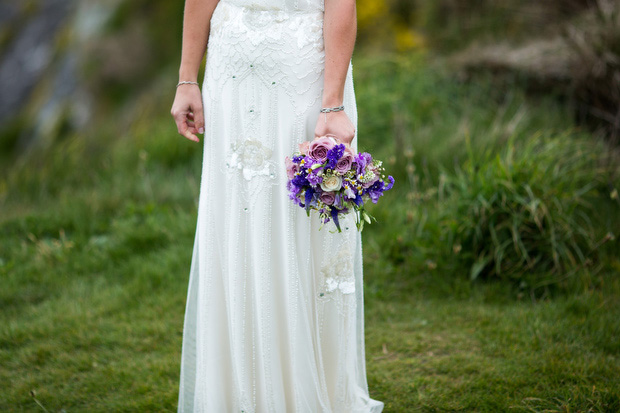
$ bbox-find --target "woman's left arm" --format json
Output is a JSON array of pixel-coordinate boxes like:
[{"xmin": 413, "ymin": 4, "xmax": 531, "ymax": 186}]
[{"xmin": 314, "ymin": 0, "xmax": 357, "ymax": 145}]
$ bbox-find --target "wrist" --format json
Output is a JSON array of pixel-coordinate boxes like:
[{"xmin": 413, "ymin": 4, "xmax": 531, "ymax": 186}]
[
  {"xmin": 322, "ymin": 100, "xmax": 344, "ymax": 108},
  {"xmin": 321, "ymin": 93, "xmax": 344, "ymax": 108},
  {"xmin": 178, "ymin": 67, "xmax": 198, "ymax": 83}
]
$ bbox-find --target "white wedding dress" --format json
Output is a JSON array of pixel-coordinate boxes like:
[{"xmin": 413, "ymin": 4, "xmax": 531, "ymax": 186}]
[{"xmin": 177, "ymin": 0, "xmax": 384, "ymax": 411}]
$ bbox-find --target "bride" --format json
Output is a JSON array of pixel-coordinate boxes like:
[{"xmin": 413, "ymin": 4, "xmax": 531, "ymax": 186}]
[{"xmin": 170, "ymin": 0, "xmax": 384, "ymax": 411}]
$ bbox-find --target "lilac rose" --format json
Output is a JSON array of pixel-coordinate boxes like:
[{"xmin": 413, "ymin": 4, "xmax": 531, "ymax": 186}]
[
  {"xmin": 285, "ymin": 156, "xmax": 299, "ymax": 180},
  {"xmin": 334, "ymin": 145, "xmax": 355, "ymax": 174},
  {"xmin": 308, "ymin": 136, "xmax": 337, "ymax": 163},
  {"xmin": 320, "ymin": 191, "xmax": 336, "ymax": 205}
]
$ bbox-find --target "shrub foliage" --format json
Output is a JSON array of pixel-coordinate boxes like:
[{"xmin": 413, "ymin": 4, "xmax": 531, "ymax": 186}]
[{"xmin": 443, "ymin": 133, "xmax": 613, "ymax": 288}]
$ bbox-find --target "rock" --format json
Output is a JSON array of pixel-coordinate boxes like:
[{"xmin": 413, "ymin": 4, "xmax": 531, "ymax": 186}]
[
  {"xmin": 449, "ymin": 36, "xmax": 577, "ymax": 82},
  {"xmin": 0, "ymin": 0, "xmax": 74, "ymax": 125}
]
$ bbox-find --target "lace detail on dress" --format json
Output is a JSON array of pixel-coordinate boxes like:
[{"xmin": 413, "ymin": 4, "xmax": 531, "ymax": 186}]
[{"xmin": 226, "ymin": 139, "xmax": 277, "ymax": 181}]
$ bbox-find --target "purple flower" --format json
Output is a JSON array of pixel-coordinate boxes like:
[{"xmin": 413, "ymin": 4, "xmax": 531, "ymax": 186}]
[
  {"xmin": 353, "ymin": 194, "xmax": 363, "ymax": 206},
  {"xmin": 333, "ymin": 192, "xmax": 344, "ymax": 209},
  {"xmin": 303, "ymin": 187, "xmax": 315, "ymax": 212},
  {"xmin": 287, "ymin": 180, "xmax": 299, "ymax": 193},
  {"xmin": 330, "ymin": 207, "xmax": 342, "ymax": 232},
  {"xmin": 366, "ymin": 176, "xmax": 395, "ymax": 203},
  {"xmin": 291, "ymin": 170, "xmax": 309, "ymax": 188},
  {"xmin": 304, "ymin": 157, "xmax": 317, "ymax": 169},
  {"xmin": 356, "ymin": 152, "xmax": 373, "ymax": 175},
  {"xmin": 326, "ymin": 144, "xmax": 345, "ymax": 169},
  {"xmin": 368, "ymin": 190, "xmax": 382, "ymax": 203},
  {"xmin": 287, "ymin": 181, "xmax": 303, "ymax": 206},
  {"xmin": 307, "ymin": 172, "xmax": 323, "ymax": 186}
]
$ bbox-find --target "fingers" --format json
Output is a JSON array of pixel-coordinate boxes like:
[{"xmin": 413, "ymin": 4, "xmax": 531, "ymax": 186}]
[
  {"xmin": 182, "ymin": 127, "xmax": 200, "ymax": 143},
  {"xmin": 170, "ymin": 89, "xmax": 204, "ymax": 143},
  {"xmin": 171, "ymin": 109, "xmax": 200, "ymax": 142},
  {"xmin": 179, "ymin": 116, "xmax": 200, "ymax": 142},
  {"xmin": 182, "ymin": 113, "xmax": 201, "ymax": 134},
  {"xmin": 192, "ymin": 103, "xmax": 205, "ymax": 135}
]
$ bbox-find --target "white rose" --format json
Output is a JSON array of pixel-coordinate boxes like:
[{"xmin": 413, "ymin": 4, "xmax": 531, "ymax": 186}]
[{"xmin": 320, "ymin": 175, "xmax": 342, "ymax": 192}]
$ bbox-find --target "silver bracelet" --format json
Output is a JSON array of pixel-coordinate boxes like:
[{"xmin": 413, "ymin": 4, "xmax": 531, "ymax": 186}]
[
  {"xmin": 320, "ymin": 105, "xmax": 344, "ymax": 123},
  {"xmin": 319, "ymin": 105, "xmax": 345, "ymax": 113},
  {"xmin": 176, "ymin": 81, "xmax": 199, "ymax": 88}
]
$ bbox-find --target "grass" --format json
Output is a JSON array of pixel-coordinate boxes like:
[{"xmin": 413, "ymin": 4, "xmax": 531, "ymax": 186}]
[
  {"xmin": 1, "ymin": 52, "xmax": 619, "ymax": 411},
  {"xmin": 366, "ymin": 292, "xmax": 620, "ymax": 412}
]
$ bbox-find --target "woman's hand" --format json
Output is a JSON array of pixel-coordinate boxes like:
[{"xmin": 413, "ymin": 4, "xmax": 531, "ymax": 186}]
[
  {"xmin": 314, "ymin": 111, "xmax": 355, "ymax": 145},
  {"xmin": 171, "ymin": 85, "xmax": 204, "ymax": 143}
]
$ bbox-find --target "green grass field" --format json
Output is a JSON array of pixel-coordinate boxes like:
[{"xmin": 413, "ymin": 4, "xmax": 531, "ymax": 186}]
[{"xmin": 1, "ymin": 53, "xmax": 619, "ymax": 411}]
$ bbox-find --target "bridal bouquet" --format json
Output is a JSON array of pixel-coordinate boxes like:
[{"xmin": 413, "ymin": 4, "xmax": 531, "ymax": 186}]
[{"xmin": 285, "ymin": 136, "xmax": 394, "ymax": 232}]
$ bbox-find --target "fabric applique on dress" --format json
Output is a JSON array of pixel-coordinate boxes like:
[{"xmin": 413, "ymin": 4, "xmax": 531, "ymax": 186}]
[
  {"xmin": 226, "ymin": 139, "xmax": 277, "ymax": 181},
  {"xmin": 317, "ymin": 242, "xmax": 356, "ymax": 307},
  {"xmin": 320, "ymin": 245, "xmax": 355, "ymax": 296}
]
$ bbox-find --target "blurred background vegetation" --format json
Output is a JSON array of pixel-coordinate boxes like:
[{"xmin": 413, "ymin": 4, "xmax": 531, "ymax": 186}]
[
  {"xmin": 2, "ymin": 0, "xmax": 618, "ymax": 291},
  {"xmin": 1, "ymin": 0, "xmax": 619, "ymax": 410}
]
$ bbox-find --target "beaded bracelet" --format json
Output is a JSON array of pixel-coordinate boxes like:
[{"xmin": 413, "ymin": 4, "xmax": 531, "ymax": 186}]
[
  {"xmin": 320, "ymin": 105, "xmax": 345, "ymax": 122},
  {"xmin": 176, "ymin": 81, "xmax": 199, "ymax": 88}
]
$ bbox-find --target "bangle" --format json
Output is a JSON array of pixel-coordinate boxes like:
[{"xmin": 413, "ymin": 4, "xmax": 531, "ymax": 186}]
[{"xmin": 177, "ymin": 81, "xmax": 199, "ymax": 88}]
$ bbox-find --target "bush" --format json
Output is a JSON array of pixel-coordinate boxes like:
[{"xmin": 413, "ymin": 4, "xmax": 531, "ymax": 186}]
[
  {"xmin": 442, "ymin": 132, "xmax": 616, "ymax": 290},
  {"xmin": 354, "ymin": 53, "xmax": 619, "ymax": 298}
]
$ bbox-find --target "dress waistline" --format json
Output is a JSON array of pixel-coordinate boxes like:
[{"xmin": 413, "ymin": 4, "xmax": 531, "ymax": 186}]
[{"xmin": 218, "ymin": 0, "xmax": 324, "ymax": 15}]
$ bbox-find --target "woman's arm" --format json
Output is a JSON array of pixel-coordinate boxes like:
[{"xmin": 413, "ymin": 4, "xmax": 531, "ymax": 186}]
[
  {"xmin": 314, "ymin": 0, "xmax": 357, "ymax": 145},
  {"xmin": 171, "ymin": 0, "xmax": 220, "ymax": 143}
]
